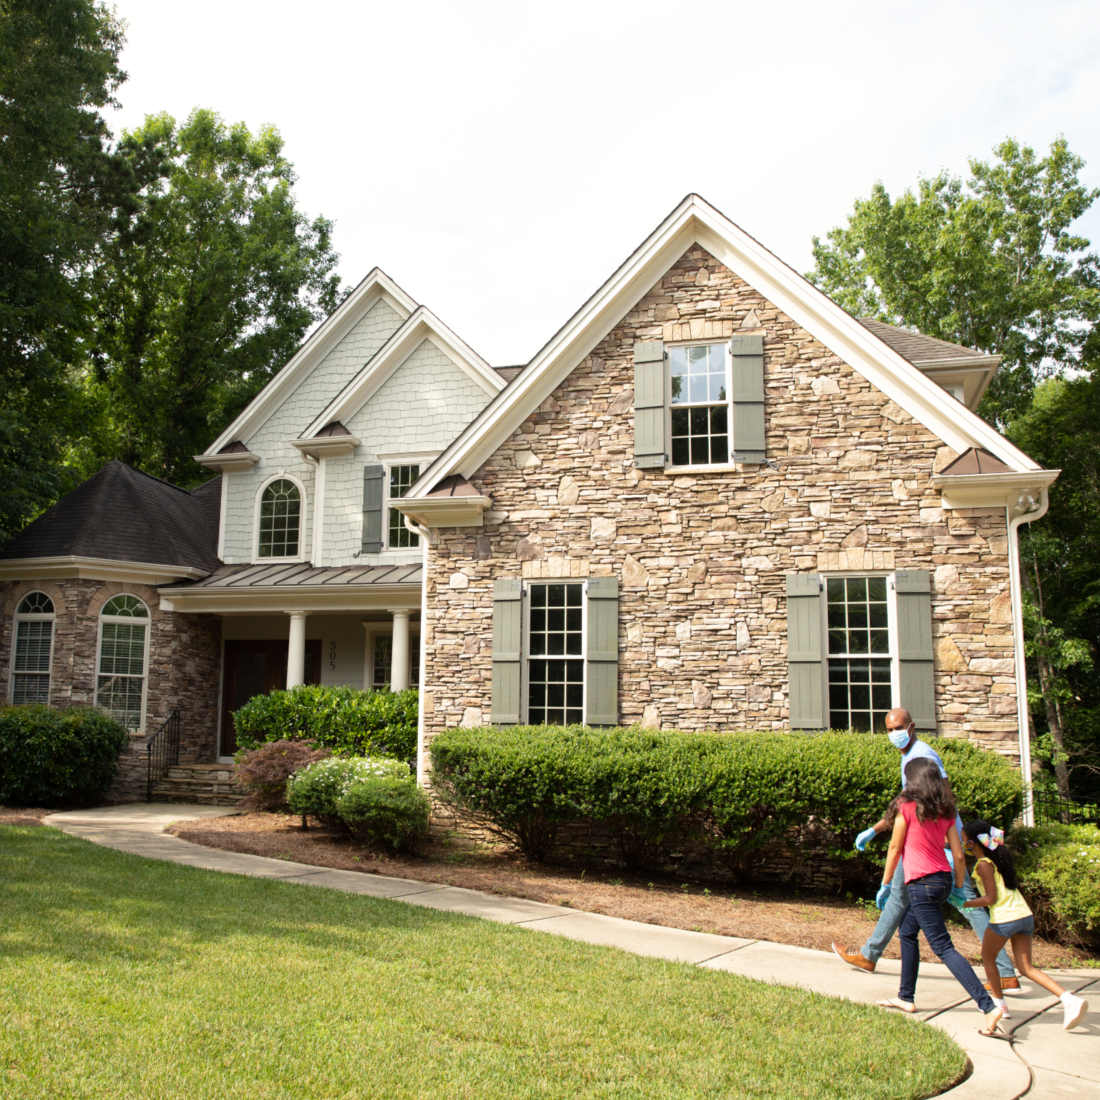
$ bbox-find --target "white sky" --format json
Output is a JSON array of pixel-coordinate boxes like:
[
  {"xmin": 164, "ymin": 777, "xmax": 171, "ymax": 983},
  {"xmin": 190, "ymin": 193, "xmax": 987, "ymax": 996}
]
[{"xmin": 108, "ymin": 0, "xmax": 1100, "ymax": 367}]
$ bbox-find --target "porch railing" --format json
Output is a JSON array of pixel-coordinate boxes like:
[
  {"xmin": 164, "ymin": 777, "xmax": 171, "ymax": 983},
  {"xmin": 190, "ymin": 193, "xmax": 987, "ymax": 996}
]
[{"xmin": 146, "ymin": 709, "xmax": 181, "ymax": 802}]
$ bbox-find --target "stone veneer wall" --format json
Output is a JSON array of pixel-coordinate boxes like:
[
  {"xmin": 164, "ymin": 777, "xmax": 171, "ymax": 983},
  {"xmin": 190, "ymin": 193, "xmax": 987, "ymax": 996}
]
[
  {"xmin": 420, "ymin": 246, "xmax": 1019, "ymax": 759},
  {"xmin": 0, "ymin": 578, "xmax": 222, "ymax": 801}
]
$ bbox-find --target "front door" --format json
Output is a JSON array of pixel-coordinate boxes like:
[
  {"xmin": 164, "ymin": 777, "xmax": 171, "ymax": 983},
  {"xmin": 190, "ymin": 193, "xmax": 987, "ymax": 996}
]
[{"xmin": 220, "ymin": 639, "xmax": 322, "ymax": 756}]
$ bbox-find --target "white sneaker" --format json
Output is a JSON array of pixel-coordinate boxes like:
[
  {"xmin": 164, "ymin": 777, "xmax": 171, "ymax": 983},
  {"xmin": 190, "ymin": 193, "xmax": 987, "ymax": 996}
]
[{"xmin": 1062, "ymin": 993, "xmax": 1089, "ymax": 1031}]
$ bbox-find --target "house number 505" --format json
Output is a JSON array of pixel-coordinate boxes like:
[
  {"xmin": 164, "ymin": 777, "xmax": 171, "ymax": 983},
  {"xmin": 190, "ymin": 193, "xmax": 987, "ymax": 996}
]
[{"xmin": 329, "ymin": 641, "xmax": 336, "ymax": 671}]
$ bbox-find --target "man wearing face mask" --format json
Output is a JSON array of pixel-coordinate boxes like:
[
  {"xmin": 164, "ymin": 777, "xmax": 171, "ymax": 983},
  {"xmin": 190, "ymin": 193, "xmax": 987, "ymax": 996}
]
[{"xmin": 831, "ymin": 708, "xmax": 1019, "ymax": 994}]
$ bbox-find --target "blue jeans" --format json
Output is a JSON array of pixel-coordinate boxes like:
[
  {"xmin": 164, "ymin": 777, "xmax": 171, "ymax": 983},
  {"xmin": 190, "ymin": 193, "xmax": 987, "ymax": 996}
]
[
  {"xmin": 861, "ymin": 859, "xmax": 1015, "ymax": 978},
  {"xmin": 898, "ymin": 871, "xmax": 995, "ymax": 1012}
]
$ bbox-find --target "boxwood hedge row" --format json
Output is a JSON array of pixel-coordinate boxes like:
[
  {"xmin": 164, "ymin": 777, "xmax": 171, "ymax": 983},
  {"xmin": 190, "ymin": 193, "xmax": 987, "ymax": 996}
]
[{"xmin": 429, "ymin": 725, "xmax": 1024, "ymax": 873}]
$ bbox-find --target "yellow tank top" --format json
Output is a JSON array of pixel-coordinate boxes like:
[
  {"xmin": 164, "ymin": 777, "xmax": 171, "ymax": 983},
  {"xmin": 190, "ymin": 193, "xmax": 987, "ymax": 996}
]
[{"xmin": 976, "ymin": 857, "xmax": 1032, "ymax": 923}]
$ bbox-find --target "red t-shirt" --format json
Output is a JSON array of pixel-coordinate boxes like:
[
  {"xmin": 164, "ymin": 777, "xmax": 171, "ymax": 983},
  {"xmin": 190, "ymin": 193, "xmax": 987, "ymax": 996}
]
[{"xmin": 899, "ymin": 800, "xmax": 953, "ymax": 883}]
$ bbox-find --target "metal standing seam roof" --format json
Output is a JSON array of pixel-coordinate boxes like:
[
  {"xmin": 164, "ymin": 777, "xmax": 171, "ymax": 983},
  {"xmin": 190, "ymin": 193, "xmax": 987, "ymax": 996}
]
[{"xmin": 159, "ymin": 563, "xmax": 422, "ymax": 592}]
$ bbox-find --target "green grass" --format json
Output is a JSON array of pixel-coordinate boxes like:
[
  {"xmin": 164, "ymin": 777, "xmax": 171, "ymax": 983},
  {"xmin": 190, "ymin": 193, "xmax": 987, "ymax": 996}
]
[{"xmin": 0, "ymin": 826, "xmax": 964, "ymax": 1100}]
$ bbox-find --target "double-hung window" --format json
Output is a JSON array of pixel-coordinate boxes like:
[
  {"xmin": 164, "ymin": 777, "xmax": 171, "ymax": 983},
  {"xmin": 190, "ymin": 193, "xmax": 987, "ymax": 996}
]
[
  {"xmin": 826, "ymin": 576, "xmax": 895, "ymax": 732},
  {"xmin": 387, "ymin": 464, "xmax": 420, "ymax": 549},
  {"xmin": 95, "ymin": 594, "xmax": 150, "ymax": 730},
  {"xmin": 669, "ymin": 344, "xmax": 729, "ymax": 466},
  {"xmin": 525, "ymin": 582, "xmax": 585, "ymax": 725},
  {"xmin": 11, "ymin": 592, "xmax": 55, "ymax": 705}
]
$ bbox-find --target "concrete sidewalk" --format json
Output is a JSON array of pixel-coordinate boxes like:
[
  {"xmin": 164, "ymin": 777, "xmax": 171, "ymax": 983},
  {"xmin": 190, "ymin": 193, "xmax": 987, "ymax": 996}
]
[{"xmin": 43, "ymin": 804, "xmax": 1099, "ymax": 1099}]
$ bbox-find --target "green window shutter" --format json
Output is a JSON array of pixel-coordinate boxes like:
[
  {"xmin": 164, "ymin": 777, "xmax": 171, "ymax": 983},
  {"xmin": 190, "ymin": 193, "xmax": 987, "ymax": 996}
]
[
  {"xmin": 787, "ymin": 573, "xmax": 824, "ymax": 729},
  {"xmin": 491, "ymin": 579, "xmax": 523, "ymax": 725},
  {"xmin": 896, "ymin": 570, "xmax": 936, "ymax": 731},
  {"xmin": 633, "ymin": 341, "xmax": 666, "ymax": 468},
  {"xmin": 585, "ymin": 577, "xmax": 618, "ymax": 726},
  {"xmin": 730, "ymin": 334, "xmax": 765, "ymax": 464},
  {"xmin": 362, "ymin": 465, "xmax": 385, "ymax": 553}
]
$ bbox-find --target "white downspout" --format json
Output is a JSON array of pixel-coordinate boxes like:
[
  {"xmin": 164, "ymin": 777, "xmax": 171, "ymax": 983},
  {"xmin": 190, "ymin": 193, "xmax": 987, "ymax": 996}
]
[
  {"xmin": 405, "ymin": 514, "xmax": 431, "ymax": 788},
  {"xmin": 1007, "ymin": 487, "xmax": 1049, "ymax": 826}
]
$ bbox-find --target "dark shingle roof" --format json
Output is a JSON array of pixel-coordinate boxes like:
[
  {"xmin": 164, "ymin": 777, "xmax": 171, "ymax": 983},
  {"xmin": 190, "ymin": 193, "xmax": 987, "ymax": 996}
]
[
  {"xmin": 495, "ymin": 365, "xmax": 525, "ymax": 382},
  {"xmin": 859, "ymin": 318, "xmax": 990, "ymax": 364},
  {"xmin": 0, "ymin": 461, "xmax": 221, "ymax": 574}
]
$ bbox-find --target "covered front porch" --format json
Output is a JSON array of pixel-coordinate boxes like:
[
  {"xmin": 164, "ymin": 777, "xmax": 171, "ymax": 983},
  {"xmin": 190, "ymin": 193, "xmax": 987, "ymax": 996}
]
[{"xmin": 159, "ymin": 562, "xmax": 422, "ymax": 760}]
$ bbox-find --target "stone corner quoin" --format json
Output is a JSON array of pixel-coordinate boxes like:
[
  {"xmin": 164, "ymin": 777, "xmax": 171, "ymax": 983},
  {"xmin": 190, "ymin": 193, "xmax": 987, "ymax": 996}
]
[{"xmin": 421, "ymin": 246, "xmax": 1018, "ymax": 756}]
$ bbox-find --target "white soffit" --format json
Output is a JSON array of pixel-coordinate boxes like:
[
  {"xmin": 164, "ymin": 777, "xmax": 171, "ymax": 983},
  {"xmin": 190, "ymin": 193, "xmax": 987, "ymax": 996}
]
[
  {"xmin": 407, "ymin": 195, "xmax": 1039, "ymax": 497},
  {"xmin": 205, "ymin": 268, "xmax": 417, "ymax": 456},
  {"xmin": 301, "ymin": 307, "xmax": 503, "ymax": 439}
]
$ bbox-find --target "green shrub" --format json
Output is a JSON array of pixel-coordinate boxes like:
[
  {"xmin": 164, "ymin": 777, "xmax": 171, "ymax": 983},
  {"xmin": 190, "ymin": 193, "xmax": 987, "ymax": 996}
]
[
  {"xmin": 0, "ymin": 705, "xmax": 130, "ymax": 806},
  {"xmin": 286, "ymin": 755, "xmax": 410, "ymax": 826},
  {"xmin": 232, "ymin": 740, "xmax": 331, "ymax": 813},
  {"xmin": 232, "ymin": 685, "xmax": 417, "ymax": 759},
  {"xmin": 1009, "ymin": 822, "xmax": 1100, "ymax": 947},
  {"xmin": 430, "ymin": 725, "xmax": 1025, "ymax": 872},
  {"xmin": 336, "ymin": 777, "xmax": 430, "ymax": 850}
]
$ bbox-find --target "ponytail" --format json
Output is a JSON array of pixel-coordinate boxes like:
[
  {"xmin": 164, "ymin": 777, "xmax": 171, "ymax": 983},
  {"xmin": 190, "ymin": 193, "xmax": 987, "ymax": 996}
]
[{"xmin": 964, "ymin": 818, "xmax": 1019, "ymax": 891}]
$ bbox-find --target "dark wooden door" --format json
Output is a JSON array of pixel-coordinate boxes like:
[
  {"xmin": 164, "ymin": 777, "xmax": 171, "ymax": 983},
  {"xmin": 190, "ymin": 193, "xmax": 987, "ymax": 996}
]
[{"xmin": 220, "ymin": 639, "xmax": 321, "ymax": 756}]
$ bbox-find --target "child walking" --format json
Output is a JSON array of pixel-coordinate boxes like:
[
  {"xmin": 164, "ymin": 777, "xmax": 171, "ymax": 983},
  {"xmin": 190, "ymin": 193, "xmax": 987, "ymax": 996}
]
[
  {"xmin": 877, "ymin": 758, "xmax": 1004, "ymax": 1034},
  {"xmin": 959, "ymin": 820, "xmax": 1090, "ymax": 1031}
]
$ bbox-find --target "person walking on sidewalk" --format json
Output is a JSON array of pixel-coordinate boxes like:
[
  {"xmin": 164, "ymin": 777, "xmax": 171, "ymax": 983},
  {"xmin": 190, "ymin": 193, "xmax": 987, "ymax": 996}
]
[
  {"xmin": 831, "ymin": 708, "xmax": 1018, "ymax": 991},
  {"xmin": 874, "ymin": 758, "xmax": 1004, "ymax": 1033},
  {"xmin": 958, "ymin": 820, "xmax": 1089, "ymax": 1030}
]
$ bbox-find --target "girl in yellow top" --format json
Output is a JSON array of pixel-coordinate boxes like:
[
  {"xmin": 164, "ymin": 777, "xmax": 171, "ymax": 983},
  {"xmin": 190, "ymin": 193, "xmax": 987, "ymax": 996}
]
[{"xmin": 959, "ymin": 819, "xmax": 1089, "ymax": 1031}]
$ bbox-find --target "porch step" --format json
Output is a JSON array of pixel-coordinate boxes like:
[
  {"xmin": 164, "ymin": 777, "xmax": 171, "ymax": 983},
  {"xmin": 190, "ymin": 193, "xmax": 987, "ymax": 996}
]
[{"xmin": 149, "ymin": 764, "xmax": 243, "ymax": 807}]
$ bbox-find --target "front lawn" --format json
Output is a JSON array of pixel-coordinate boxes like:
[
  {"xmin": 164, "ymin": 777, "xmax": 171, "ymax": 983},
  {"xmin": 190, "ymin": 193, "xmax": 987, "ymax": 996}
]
[{"xmin": 0, "ymin": 826, "xmax": 964, "ymax": 1100}]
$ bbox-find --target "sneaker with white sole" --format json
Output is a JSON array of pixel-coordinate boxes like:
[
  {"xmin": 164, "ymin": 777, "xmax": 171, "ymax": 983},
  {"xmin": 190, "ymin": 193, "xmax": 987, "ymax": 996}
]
[{"xmin": 1062, "ymin": 993, "xmax": 1089, "ymax": 1031}]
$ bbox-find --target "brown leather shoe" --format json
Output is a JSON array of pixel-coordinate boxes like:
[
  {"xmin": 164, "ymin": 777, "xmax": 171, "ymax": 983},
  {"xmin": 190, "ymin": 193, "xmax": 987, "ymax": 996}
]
[
  {"xmin": 832, "ymin": 942, "xmax": 875, "ymax": 973},
  {"xmin": 985, "ymin": 977, "xmax": 1021, "ymax": 995}
]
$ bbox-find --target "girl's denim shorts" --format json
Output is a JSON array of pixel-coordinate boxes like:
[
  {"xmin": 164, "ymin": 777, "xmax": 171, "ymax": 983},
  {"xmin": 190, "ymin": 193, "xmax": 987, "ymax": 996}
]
[{"xmin": 989, "ymin": 915, "xmax": 1035, "ymax": 937}]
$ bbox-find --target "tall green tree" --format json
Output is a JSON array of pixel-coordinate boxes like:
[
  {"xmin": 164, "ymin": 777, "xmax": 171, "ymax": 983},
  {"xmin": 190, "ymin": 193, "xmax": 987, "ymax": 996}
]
[
  {"xmin": 75, "ymin": 108, "xmax": 343, "ymax": 485},
  {"xmin": 0, "ymin": 0, "xmax": 134, "ymax": 541},
  {"xmin": 809, "ymin": 138, "xmax": 1100, "ymax": 427}
]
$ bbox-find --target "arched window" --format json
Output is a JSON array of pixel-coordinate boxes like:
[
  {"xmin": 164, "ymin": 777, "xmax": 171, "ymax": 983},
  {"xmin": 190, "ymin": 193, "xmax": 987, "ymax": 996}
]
[
  {"xmin": 95, "ymin": 594, "xmax": 150, "ymax": 730},
  {"xmin": 11, "ymin": 592, "xmax": 55, "ymax": 705},
  {"xmin": 258, "ymin": 478, "xmax": 301, "ymax": 558}
]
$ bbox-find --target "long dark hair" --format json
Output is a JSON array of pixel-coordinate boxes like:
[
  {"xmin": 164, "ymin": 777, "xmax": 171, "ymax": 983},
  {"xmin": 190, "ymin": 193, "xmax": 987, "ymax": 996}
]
[
  {"xmin": 964, "ymin": 818, "xmax": 1019, "ymax": 891},
  {"xmin": 900, "ymin": 757, "xmax": 956, "ymax": 824}
]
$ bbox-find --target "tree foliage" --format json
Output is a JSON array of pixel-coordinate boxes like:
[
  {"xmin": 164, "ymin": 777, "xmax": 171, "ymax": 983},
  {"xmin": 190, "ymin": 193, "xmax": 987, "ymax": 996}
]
[
  {"xmin": 73, "ymin": 109, "xmax": 342, "ymax": 485},
  {"xmin": 809, "ymin": 137, "xmax": 1100, "ymax": 426}
]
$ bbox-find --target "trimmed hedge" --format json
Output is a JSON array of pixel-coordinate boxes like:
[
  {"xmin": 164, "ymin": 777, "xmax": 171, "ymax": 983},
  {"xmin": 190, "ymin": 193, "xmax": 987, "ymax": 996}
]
[
  {"xmin": 337, "ymin": 777, "xmax": 430, "ymax": 851},
  {"xmin": 286, "ymin": 755, "xmax": 411, "ymax": 827},
  {"xmin": 0, "ymin": 705, "xmax": 130, "ymax": 806},
  {"xmin": 429, "ymin": 725, "xmax": 1024, "ymax": 871},
  {"xmin": 232, "ymin": 685, "xmax": 417, "ymax": 759},
  {"xmin": 1010, "ymin": 822, "xmax": 1100, "ymax": 947}
]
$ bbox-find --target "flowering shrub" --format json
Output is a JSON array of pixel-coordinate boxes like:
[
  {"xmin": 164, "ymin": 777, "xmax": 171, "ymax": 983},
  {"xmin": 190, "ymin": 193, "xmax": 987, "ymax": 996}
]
[
  {"xmin": 337, "ymin": 777, "xmax": 430, "ymax": 851},
  {"xmin": 1010, "ymin": 823, "xmax": 1100, "ymax": 947},
  {"xmin": 286, "ymin": 755, "xmax": 410, "ymax": 826}
]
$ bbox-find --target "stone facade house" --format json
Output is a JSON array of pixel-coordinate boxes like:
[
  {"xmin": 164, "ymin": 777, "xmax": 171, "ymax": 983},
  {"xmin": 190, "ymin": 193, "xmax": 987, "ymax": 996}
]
[{"xmin": 0, "ymin": 197, "xmax": 1057, "ymax": 803}]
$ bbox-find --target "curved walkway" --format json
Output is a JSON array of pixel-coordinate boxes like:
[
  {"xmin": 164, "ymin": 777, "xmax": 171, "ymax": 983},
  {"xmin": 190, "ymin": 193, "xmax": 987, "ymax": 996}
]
[{"xmin": 45, "ymin": 804, "xmax": 1098, "ymax": 1100}]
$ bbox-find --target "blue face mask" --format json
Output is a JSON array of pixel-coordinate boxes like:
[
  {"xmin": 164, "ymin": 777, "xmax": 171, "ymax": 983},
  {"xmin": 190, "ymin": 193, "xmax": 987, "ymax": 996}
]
[{"xmin": 888, "ymin": 726, "xmax": 912, "ymax": 750}]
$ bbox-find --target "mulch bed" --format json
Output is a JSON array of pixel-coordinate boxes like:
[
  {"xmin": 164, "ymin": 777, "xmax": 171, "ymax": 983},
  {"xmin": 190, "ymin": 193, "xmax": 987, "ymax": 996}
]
[
  {"xmin": 0, "ymin": 807, "xmax": 52, "ymax": 826},
  {"xmin": 166, "ymin": 811, "xmax": 1098, "ymax": 970}
]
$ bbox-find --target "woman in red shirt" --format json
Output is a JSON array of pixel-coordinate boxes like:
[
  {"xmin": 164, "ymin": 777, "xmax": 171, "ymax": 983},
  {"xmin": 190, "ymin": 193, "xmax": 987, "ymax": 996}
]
[{"xmin": 877, "ymin": 757, "xmax": 1003, "ymax": 1035}]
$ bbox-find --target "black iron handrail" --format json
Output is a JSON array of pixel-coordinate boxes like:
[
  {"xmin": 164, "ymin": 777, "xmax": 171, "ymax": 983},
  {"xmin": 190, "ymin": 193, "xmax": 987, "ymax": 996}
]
[
  {"xmin": 146, "ymin": 709, "xmax": 181, "ymax": 802},
  {"xmin": 1030, "ymin": 792, "xmax": 1100, "ymax": 827}
]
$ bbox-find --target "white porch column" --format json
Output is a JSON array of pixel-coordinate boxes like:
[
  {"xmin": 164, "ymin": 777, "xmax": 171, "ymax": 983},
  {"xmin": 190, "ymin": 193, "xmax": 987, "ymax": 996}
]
[
  {"xmin": 286, "ymin": 611, "xmax": 310, "ymax": 688},
  {"xmin": 390, "ymin": 609, "xmax": 410, "ymax": 691}
]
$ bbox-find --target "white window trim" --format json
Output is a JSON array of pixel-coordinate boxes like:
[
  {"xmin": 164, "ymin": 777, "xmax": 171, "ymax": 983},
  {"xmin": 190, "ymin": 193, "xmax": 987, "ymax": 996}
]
[
  {"xmin": 381, "ymin": 455, "xmax": 438, "ymax": 552},
  {"xmin": 9, "ymin": 593, "xmax": 56, "ymax": 705},
  {"xmin": 94, "ymin": 598, "xmax": 152, "ymax": 733},
  {"xmin": 520, "ymin": 578, "xmax": 588, "ymax": 726},
  {"xmin": 818, "ymin": 572, "xmax": 900, "ymax": 729},
  {"xmin": 252, "ymin": 471, "xmax": 309, "ymax": 564},
  {"xmin": 363, "ymin": 623, "xmax": 422, "ymax": 690},
  {"xmin": 666, "ymin": 339, "xmax": 733, "ymax": 470}
]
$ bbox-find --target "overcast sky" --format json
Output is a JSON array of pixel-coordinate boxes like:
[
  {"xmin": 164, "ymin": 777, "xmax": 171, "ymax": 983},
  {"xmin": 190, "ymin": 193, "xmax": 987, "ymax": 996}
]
[{"xmin": 108, "ymin": 0, "xmax": 1100, "ymax": 366}]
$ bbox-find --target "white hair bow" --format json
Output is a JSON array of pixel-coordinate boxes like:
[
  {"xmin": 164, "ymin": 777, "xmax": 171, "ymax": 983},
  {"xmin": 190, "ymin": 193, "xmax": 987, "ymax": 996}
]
[{"xmin": 978, "ymin": 825, "xmax": 1005, "ymax": 851}]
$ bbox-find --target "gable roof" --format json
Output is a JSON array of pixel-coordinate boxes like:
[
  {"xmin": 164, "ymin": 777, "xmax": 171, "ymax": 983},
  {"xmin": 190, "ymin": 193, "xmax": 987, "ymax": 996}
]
[
  {"xmin": 405, "ymin": 194, "xmax": 1042, "ymax": 501},
  {"xmin": 201, "ymin": 268, "xmax": 417, "ymax": 458},
  {"xmin": 0, "ymin": 461, "xmax": 220, "ymax": 574},
  {"xmin": 858, "ymin": 319, "xmax": 991, "ymax": 366},
  {"xmin": 299, "ymin": 305, "xmax": 504, "ymax": 439}
]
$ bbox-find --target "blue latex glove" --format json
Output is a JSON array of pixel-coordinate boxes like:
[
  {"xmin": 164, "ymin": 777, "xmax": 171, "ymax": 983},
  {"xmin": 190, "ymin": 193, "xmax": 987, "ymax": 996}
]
[
  {"xmin": 855, "ymin": 827, "xmax": 878, "ymax": 852},
  {"xmin": 875, "ymin": 883, "xmax": 892, "ymax": 910},
  {"xmin": 948, "ymin": 888, "xmax": 966, "ymax": 911}
]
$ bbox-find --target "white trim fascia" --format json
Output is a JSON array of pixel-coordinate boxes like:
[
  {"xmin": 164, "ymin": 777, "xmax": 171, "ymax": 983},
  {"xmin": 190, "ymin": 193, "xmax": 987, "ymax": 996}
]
[
  {"xmin": 405, "ymin": 195, "xmax": 1039, "ymax": 499},
  {"xmin": 912, "ymin": 356, "xmax": 1001, "ymax": 371},
  {"xmin": 391, "ymin": 494, "xmax": 493, "ymax": 529},
  {"xmin": 931, "ymin": 469, "xmax": 1060, "ymax": 510},
  {"xmin": 204, "ymin": 269, "xmax": 417, "ymax": 456},
  {"xmin": 374, "ymin": 449, "xmax": 442, "ymax": 466},
  {"xmin": 288, "ymin": 434, "xmax": 361, "ymax": 460},
  {"xmin": 217, "ymin": 474, "xmax": 229, "ymax": 560},
  {"xmin": 194, "ymin": 450, "xmax": 260, "ymax": 474},
  {"xmin": 0, "ymin": 556, "xmax": 209, "ymax": 583},
  {"xmin": 301, "ymin": 307, "xmax": 504, "ymax": 439},
  {"xmin": 159, "ymin": 584, "xmax": 422, "ymax": 615},
  {"xmin": 311, "ymin": 457, "xmax": 326, "ymax": 567}
]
